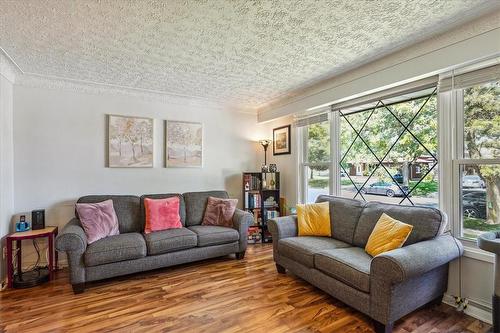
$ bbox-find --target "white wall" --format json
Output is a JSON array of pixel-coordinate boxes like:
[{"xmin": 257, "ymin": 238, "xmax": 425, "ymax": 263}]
[
  {"xmin": 0, "ymin": 53, "xmax": 15, "ymax": 283},
  {"xmin": 11, "ymin": 81, "xmax": 260, "ymax": 266}
]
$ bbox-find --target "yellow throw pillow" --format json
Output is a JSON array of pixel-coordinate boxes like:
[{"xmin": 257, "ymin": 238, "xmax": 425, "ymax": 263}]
[
  {"xmin": 365, "ymin": 213, "xmax": 413, "ymax": 257},
  {"xmin": 297, "ymin": 202, "xmax": 331, "ymax": 237}
]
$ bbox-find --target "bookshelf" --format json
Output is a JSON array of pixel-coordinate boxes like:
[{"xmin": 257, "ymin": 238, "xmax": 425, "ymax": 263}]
[{"xmin": 243, "ymin": 172, "xmax": 280, "ymax": 243}]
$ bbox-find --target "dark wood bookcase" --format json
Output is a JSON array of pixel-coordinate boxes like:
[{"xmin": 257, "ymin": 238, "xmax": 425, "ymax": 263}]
[{"xmin": 242, "ymin": 172, "xmax": 280, "ymax": 243}]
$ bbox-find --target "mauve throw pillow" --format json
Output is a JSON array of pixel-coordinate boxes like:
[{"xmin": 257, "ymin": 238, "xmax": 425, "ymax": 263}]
[
  {"xmin": 75, "ymin": 199, "xmax": 120, "ymax": 244},
  {"xmin": 144, "ymin": 197, "xmax": 182, "ymax": 234},
  {"xmin": 202, "ymin": 197, "xmax": 238, "ymax": 227}
]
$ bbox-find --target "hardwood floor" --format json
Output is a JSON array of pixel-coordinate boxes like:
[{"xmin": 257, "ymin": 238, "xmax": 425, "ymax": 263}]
[{"xmin": 0, "ymin": 244, "xmax": 491, "ymax": 333}]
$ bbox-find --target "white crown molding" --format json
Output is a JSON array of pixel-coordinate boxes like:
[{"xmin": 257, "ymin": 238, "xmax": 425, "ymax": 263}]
[
  {"xmin": 15, "ymin": 72, "xmax": 257, "ymax": 114},
  {"xmin": 0, "ymin": 48, "xmax": 20, "ymax": 83}
]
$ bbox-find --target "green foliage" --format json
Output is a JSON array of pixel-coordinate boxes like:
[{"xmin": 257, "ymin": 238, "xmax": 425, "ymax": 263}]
[
  {"xmin": 463, "ymin": 82, "xmax": 500, "ymax": 224},
  {"xmin": 307, "ymin": 122, "xmax": 330, "ymax": 176},
  {"xmin": 308, "ymin": 178, "xmax": 328, "ymax": 189},
  {"xmin": 409, "ymin": 180, "xmax": 438, "ymax": 196}
]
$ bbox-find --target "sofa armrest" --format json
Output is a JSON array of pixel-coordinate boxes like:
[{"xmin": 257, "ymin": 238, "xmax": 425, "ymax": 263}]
[
  {"xmin": 233, "ymin": 208, "xmax": 253, "ymax": 252},
  {"xmin": 55, "ymin": 218, "xmax": 87, "ymax": 253},
  {"xmin": 267, "ymin": 215, "xmax": 298, "ymax": 240},
  {"xmin": 371, "ymin": 234, "xmax": 463, "ymax": 284}
]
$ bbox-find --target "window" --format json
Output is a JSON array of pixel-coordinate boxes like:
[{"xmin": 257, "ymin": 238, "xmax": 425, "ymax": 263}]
[
  {"xmin": 300, "ymin": 120, "xmax": 331, "ymax": 203},
  {"xmin": 339, "ymin": 89, "xmax": 438, "ymax": 207},
  {"xmin": 457, "ymin": 80, "xmax": 499, "ymax": 239}
]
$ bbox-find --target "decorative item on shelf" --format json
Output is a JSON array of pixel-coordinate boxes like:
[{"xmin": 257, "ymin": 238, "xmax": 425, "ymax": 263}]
[
  {"xmin": 15, "ymin": 215, "xmax": 30, "ymax": 232},
  {"xmin": 259, "ymin": 139, "xmax": 272, "ymax": 170},
  {"xmin": 269, "ymin": 179, "xmax": 276, "ymax": 190},
  {"xmin": 273, "ymin": 125, "xmax": 291, "ymax": 155},
  {"xmin": 269, "ymin": 163, "xmax": 277, "ymax": 172},
  {"xmin": 261, "ymin": 164, "xmax": 269, "ymax": 173}
]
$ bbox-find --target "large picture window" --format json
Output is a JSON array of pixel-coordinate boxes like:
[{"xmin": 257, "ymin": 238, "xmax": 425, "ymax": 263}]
[{"xmin": 339, "ymin": 89, "xmax": 438, "ymax": 207}]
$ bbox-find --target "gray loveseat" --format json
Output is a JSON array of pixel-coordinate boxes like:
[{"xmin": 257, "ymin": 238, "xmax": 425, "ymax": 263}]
[
  {"xmin": 56, "ymin": 191, "xmax": 252, "ymax": 293},
  {"xmin": 268, "ymin": 195, "xmax": 463, "ymax": 333}
]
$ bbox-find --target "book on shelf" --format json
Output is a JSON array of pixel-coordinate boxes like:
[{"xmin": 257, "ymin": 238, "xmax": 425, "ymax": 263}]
[
  {"xmin": 245, "ymin": 193, "xmax": 261, "ymax": 209},
  {"xmin": 266, "ymin": 210, "xmax": 280, "ymax": 219},
  {"xmin": 243, "ymin": 174, "xmax": 261, "ymax": 191}
]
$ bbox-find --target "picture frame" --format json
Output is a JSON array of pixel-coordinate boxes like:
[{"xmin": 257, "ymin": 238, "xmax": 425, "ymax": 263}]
[
  {"xmin": 273, "ymin": 124, "xmax": 291, "ymax": 155},
  {"xmin": 165, "ymin": 120, "xmax": 203, "ymax": 168},
  {"xmin": 107, "ymin": 114, "xmax": 154, "ymax": 168}
]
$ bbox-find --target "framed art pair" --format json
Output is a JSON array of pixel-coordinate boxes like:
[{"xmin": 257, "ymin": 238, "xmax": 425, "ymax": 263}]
[{"xmin": 107, "ymin": 115, "xmax": 202, "ymax": 168}]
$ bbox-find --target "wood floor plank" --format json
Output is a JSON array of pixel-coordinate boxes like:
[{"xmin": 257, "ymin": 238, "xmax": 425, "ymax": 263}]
[{"xmin": 0, "ymin": 244, "xmax": 491, "ymax": 333}]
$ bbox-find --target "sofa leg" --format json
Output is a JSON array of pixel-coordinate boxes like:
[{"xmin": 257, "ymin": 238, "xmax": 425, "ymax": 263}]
[
  {"xmin": 72, "ymin": 283, "xmax": 85, "ymax": 294},
  {"xmin": 373, "ymin": 320, "xmax": 393, "ymax": 333},
  {"xmin": 235, "ymin": 251, "xmax": 245, "ymax": 260},
  {"xmin": 276, "ymin": 264, "xmax": 286, "ymax": 274}
]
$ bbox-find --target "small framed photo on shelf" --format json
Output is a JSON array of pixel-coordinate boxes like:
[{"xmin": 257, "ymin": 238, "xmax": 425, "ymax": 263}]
[{"xmin": 273, "ymin": 124, "xmax": 291, "ymax": 155}]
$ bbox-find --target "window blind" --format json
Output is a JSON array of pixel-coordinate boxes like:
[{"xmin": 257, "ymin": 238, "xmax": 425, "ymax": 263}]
[
  {"xmin": 438, "ymin": 63, "xmax": 500, "ymax": 92},
  {"xmin": 295, "ymin": 112, "xmax": 329, "ymax": 128}
]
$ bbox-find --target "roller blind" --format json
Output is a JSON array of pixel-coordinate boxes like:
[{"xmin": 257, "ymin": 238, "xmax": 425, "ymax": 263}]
[
  {"xmin": 438, "ymin": 64, "xmax": 500, "ymax": 92},
  {"xmin": 295, "ymin": 112, "xmax": 329, "ymax": 128}
]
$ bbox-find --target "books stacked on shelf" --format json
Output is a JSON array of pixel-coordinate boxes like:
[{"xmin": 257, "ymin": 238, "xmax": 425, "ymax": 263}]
[
  {"xmin": 266, "ymin": 210, "xmax": 280, "ymax": 220},
  {"xmin": 245, "ymin": 192, "xmax": 261, "ymax": 209},
  {"xmin": 243, "ymin": 174, "xmax": 261, "ymax": 191},
  {"xmin": 248, "ymin": 226, "xmax": 262, "ymax": 244}
]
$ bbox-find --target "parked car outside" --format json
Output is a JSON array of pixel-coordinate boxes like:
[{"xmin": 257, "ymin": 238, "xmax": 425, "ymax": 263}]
[
  {"xmin": 360, "ymin": 181, "xmax": 409, "ymax": 197},
  {"xmin": 393, "ymin": 173, "xmax": 404, "ymax": 184},
  {"xmin": 462, "ymin": 189, "xmax": 487, "ymax": 219},
  {"xmin": 462, "ymin": 175, "xmax": 485, "ymax": 188}
]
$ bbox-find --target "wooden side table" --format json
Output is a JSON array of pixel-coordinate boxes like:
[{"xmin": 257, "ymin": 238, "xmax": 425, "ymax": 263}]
[{"xmin": 6, "ymin": 226, "xmax": 58, "ymax": 288}]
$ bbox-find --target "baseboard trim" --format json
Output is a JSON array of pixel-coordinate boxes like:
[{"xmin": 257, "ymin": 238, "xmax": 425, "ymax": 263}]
[{"xmin": 443, "ymin": 293, "xmax": 492, "ymax": 325}]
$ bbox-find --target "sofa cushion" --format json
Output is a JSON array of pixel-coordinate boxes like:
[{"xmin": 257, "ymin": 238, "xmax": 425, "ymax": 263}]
[
  {"xmin": 315, "ymin": 195, "xmax": 365, "ymax": 244},
  {"xmin": 188, "ymin": 225, "xmax": 239, "ymax": 247},
  {"xmin": 143, "ymin": 228, "xmax": 197, "ymax": 255},
  {"xmin": 278, "ymin": 236, "xmax": 351, "ymax": 268},
  {"xmin": 84, "ymin": 233, "xmax": 146, "ymax": 267},
  {"xmin": 77, "ymin": 195, "xmax": 141, "ymax": 233},
  {"xmin": 140, "ymin": 194, "xmax": 186, "ymax": 226},
  {"xmin": 184, "ymin": 191, "xmax": 229, "ymax": 226},
  {"xmin": 315, "ymin": 247, "xmax": 372, "ymax": 293},
  {"xmin": 353, "ymin": 201, "xmax": 446, "ymax": 248}
]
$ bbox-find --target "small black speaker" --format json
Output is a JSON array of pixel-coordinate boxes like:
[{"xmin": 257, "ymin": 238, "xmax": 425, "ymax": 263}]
[{"xmin": 31, "ymin": 209, "xmax": 45, "ymax": 230}]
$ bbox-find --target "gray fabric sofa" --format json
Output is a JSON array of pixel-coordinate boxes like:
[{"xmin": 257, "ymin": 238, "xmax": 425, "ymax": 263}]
[
  {"xmin": 268, "ymin": 195, "xmax": 463, "ymax": 333},
  {"xmin": 56, "ymin": 191, "xmax": 253, "ymax": 293}
]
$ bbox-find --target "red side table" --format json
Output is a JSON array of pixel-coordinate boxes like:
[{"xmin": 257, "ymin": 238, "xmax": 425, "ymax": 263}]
[{"xmin": 6, "ymin": 226, "xmax": 58, "ymax": 288}]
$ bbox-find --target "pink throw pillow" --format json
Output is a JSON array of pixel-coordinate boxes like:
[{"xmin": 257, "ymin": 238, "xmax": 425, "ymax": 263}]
[
  {"xmin": 202, "ymin": 197, "xmax": 238, "ymax": 227},
  {"xmin": 144, "ymin": 197, "xmax": 182, "ymax": 234},
  {"xmin": 75, "ymin": 199, "xmax": 120, "ymax": 244}
]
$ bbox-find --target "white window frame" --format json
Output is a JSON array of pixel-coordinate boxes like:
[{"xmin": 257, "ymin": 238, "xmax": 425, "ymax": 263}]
[{"xmin": 447, "ymin": 85, "xmax": 500, "ymax": 248}]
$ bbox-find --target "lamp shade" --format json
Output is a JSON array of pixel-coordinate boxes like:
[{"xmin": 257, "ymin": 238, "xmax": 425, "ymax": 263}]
[{"xmin": 259, "ymin": 139, "xmax": 272, "ymax": 148}]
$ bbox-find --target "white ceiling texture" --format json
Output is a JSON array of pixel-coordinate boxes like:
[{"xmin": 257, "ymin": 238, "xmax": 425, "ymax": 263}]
[{"xmin": 0, "ymin": 0, "xmax": 498, "ymax": 109}]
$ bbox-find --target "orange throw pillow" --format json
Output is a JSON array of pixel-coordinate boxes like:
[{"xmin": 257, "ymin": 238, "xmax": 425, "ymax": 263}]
[{"xmin": 144, "ymin": 197, "xmax": 182, "ymax": 234}]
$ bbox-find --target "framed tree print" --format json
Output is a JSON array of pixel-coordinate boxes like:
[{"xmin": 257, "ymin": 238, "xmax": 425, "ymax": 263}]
[
  {"xmin": 165, "ymin": 120, "xmax": 203, "ymax": 167},
  {"xmin": 273, "ymin": 125, "xmax": 291, "ymax": 155},
  {"xmin": 108, "ymin": 115, "xmax": 154, "ymax": 167}
]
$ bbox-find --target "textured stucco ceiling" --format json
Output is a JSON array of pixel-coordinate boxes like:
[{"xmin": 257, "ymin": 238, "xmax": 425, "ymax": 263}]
[{"xmin": 0, "ymin": 0, "xmax": 498, "ymax": 108}]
